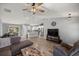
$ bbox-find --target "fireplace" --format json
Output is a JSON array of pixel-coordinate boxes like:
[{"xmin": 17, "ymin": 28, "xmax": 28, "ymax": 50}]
[{"xmin": 46, "ymin": 29, "xmax": 62, "ymax": 44}]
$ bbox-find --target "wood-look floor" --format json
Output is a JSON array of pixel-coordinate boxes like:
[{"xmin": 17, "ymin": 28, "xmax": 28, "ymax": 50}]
[{"xmin": 21, "ymin": 37, "xmax": 61, "ymax": 56}]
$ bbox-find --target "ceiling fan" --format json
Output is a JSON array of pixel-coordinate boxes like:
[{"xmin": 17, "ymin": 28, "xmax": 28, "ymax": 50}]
[{"xmin": 22, "ymin": 3, "xmax": 45, "ymax": 14}]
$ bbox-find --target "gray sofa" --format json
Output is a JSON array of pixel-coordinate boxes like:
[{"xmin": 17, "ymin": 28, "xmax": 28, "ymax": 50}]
[
  {"xmin": 53, "ymin": 40, "xmax": 79, "ymax": 56},
  {"xmin": 0, "ymin": 37, "xmax": 33, "ymax": 56}
]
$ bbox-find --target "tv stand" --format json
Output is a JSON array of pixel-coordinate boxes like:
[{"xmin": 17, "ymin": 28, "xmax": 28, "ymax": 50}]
[
  {"xmin": 46, "ymin": 36, "xmax": 61, "ymax": 44},
  {"xmin": 46, "ymin": 29, "xmax": 62, "ymax": 44}
]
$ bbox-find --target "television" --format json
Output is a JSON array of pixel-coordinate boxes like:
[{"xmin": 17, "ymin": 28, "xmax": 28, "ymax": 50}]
[{"xmin": 47, "ymin": 29, "xmax": 58, "ymax": 37}]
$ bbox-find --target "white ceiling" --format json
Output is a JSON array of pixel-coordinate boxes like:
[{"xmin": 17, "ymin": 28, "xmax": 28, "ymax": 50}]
[
  {"xmin": 0, "ymin": 3, "xmax": 79, "ymax": 24},
  {"xmin": 0, "ymin": 3, "xmax": 79, "ymax": 17}
]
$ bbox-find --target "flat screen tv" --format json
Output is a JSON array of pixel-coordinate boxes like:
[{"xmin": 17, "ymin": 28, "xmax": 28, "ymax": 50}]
[{"xmin": 47, "ymin": 29, "xmax": 58, "ymax": 37}]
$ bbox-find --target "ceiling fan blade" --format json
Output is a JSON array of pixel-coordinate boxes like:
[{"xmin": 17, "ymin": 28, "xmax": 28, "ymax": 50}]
[
  {"xmin": 41, "ymin": 6, "xmax": 48, "ymax": 10},
  {"xmin": 36, "ymin": 3, "xmax": 43, "ymax": 6},
  {"xmin": 39, "ymin": 9, "xmax": 45, "ymax": 12},
  {"xmin": 23, "ymin": 9, "xmax": 33, "ymax": 12},
  {"xmin": 22, "ymin": 9, "xmax": 28, "ymax": 11},
  {"xmin": 22, "ymin": 6, "xmax": 32, "ymax": 11}
]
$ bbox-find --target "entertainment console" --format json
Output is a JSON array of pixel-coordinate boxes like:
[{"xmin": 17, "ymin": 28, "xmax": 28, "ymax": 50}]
[{"xmin": 46, "ymin": 29, "xmax": 62, "ymax": 44}]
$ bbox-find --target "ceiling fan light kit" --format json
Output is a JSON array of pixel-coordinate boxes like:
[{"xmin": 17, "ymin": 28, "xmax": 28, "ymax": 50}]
[
  {"xmin": 68, "ymin": 13, "xmax": 71, "ymax": 18},
  {"xmin": 23, "ymin": 3, "xmax": 44, "ymax": 14},
  {"xmin": 31, "ymin": 6, "xmax": 37, "ymax": 14}
]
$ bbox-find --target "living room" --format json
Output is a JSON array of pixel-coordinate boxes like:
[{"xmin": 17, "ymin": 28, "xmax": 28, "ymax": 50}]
[{"xmin": 0, "ymin": 3, "xmax": 79, "ymax": 56}]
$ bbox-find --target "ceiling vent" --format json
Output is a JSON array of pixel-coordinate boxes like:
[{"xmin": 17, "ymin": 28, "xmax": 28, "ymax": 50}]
[{"xmin": 4, "ymin": 8, "xmax": 11, "ymax": 13}]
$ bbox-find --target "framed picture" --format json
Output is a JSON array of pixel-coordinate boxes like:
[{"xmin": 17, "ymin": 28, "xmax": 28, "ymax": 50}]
[{"xmin": 8, "ymin": 25, "xmax": 19, "ymax": 36}]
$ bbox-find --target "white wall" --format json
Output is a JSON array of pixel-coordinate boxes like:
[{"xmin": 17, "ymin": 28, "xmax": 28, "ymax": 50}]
[{"xmin": 38, "ymin": 16, "xmax": 79, "ymax": 46}]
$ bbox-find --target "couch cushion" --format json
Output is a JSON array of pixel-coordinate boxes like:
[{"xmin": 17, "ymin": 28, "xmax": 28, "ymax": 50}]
[
  {"xmin": 53, "ymin": 46, "xmax": 67, "ymax": 56},
  {"xmin": 10, "ymin": 37, "xmax": 21, "ymax": 44},
  {"xmin": 67, "ymin": 40, "xmax": 79, "ymax": 56},
  {"xmin": 0, "ymin": 38, "xmax": 11, "ymax": 48},
  {"xmin": 10, "ymin": 40, "xmax": 33, "ymax": 56},
  {"xmin": 68, "ymin": 46, "xmax": 79, "ymax": 56}
]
